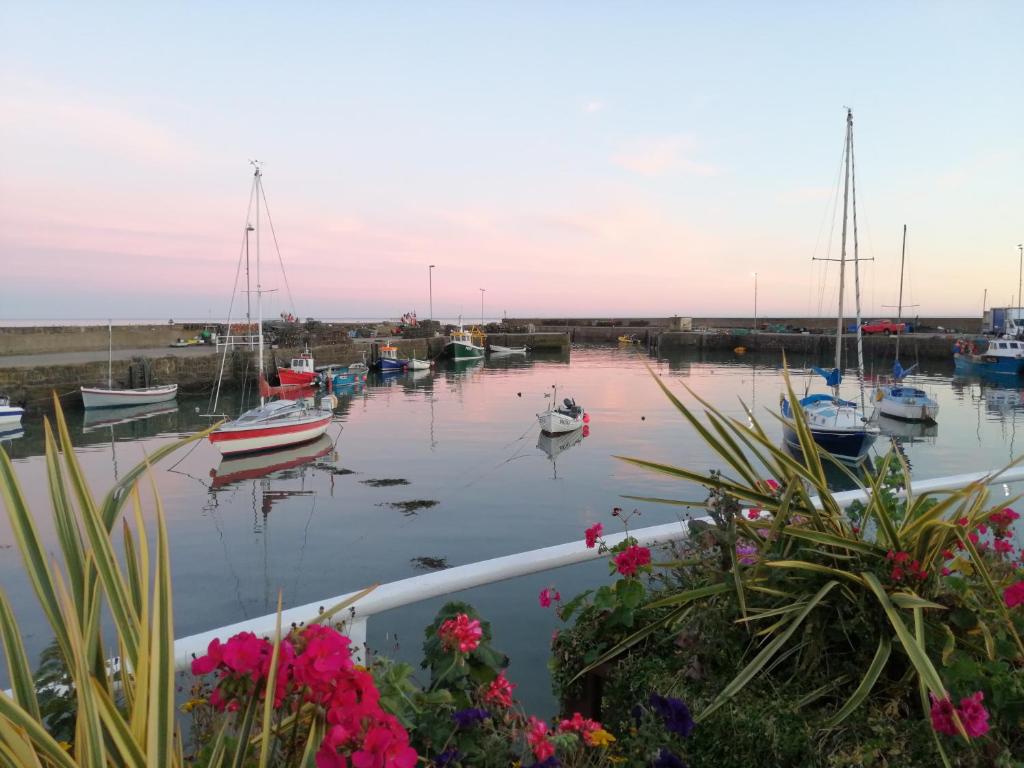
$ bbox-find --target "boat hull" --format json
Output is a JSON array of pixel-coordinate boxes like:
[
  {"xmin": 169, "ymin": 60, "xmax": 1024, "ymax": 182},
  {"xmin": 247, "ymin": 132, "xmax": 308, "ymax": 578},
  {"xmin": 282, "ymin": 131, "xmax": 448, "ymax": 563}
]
[
  {"xmin": 874, "ymin": 386, "xmax": 939, "ymax": 422},
  {"xmin": 278, "ymin": 368, "xmax": 318, "ymax": 386},
  {"xmin": 489, "ymin": 345, "xmax": 527, "ymax": 354},
  {"xmin": 407, "ymin": 358, "xmax": 430, "ymax": 370},
  {"xmin": 449, "ymin": 341, "xmax": 485, "ymax": 360},
  {"xmin": 954, "ymin": 353, "xmax": 1024, "ymax": 376},
  {"xmin": 374, "ymin": 357, "xmax": 407, "ymax": 371},
  {"xmin": 537, "ymin": 409, "xmax": 584, "ymax": 435},
  {"xmin": 781, "ymin": 395, "xmax": 878, "ymax": 461},
  {"xmin": 0, "ymin": 407, "xmax": 25, "ymax": 426},
  {"xmin": 81, "ymin": 385, "xmax": 178, "ymax": 409},
  {"xmin": 209, "ymin": 413, "xmax": 332, "ymax": 456},
  {"xmin": 782, "ymin": 422, "xmax": 876, "ymax": 461}
]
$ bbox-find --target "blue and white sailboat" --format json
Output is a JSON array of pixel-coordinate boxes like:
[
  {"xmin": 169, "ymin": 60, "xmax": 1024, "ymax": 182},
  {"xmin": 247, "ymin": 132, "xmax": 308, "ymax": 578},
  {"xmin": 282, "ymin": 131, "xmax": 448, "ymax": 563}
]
[
  {"xmin": 871, "ymin": 226, "xmax": 939, "ymax": 423},
  {"xmin": 781, "ymin": 110, "xmax": 879, "ymax": 461}
]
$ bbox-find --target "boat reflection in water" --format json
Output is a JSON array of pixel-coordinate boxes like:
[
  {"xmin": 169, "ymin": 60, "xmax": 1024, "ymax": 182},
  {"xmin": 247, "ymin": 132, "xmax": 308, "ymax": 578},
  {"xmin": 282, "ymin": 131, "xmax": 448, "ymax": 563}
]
[
  {"xmin": 81, "ymin": 401, "xmax": 179, "ymax": 432},
  {"xmin": 210, "ymin": 434, "xmax": 335, "ymax": 489},
  {"xmin": 0, "ymin": 425, "xmax": 25, "ymax": 444},
  {"xmin": 536, "ymin": 425, "xmax": 588, "ymax": 479},
  {"xmin": 877, "ymin": 414, "xmax": 938, "ymax": 444}
]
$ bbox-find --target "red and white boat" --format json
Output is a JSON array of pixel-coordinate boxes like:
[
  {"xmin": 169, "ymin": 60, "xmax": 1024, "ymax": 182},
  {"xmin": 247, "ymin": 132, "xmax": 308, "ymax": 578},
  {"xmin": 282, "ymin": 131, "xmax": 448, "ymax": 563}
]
[
  {"xmin": 207, "ymin": 164, "xmax": 334, "ymax": 457},
  {"xmin": 277, "ymin": 350, "xmax": 318, "ymax": 386},
  {"xmin": 209, "ymin": 399, "xmax": 333, "ymax": 456}
]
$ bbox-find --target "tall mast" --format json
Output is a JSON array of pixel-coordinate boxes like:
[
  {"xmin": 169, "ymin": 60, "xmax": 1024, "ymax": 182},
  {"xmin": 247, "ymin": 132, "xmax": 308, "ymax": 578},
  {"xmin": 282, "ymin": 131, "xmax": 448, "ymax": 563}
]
[
  {"xmin": 850, "ymin": 111, "xmax": 865, "ymax": 400},
  {"xmin": 108, "ymin": 319, "xmax": 113, "ymax": 389},
  {"xmin": 835, "ymin": 109, "xmax": 852, "ymax": 383},
  {"xmin": 254, "ymin": 161, "xmax": 264, "ymax": 406},
  {"xmin": 895, "ymin": 225, "xmax": 906, "ymax": 361}
]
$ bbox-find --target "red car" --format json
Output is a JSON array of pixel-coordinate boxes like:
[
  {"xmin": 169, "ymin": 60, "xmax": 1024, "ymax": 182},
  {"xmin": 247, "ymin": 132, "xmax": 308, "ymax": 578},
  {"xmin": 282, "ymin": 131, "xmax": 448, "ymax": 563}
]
[{"xmin": 861, "ymin": 319, "xmax": 906, "ymax": 335}]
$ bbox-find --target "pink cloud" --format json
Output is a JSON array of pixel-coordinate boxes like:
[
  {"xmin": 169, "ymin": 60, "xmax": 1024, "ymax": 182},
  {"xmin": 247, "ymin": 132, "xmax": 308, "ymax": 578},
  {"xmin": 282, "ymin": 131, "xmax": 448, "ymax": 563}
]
[{"xmin": 611, "ymin": 134, "xmax": 718, "ymax": 177}]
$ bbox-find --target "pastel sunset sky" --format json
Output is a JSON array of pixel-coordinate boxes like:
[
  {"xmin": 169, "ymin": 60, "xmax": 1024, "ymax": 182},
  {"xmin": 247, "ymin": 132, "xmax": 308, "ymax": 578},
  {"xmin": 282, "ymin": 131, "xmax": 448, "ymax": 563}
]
[{"xmin": 1, "ymin": 2, "xmax": 1021, "ymax": 321}]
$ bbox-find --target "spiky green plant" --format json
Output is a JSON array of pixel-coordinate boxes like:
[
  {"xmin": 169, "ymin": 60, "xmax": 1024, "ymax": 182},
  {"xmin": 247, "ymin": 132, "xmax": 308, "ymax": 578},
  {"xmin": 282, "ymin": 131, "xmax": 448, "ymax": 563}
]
[
  {"xmin": 574, "ymin": 366, "xmax": 1024, "ymax": 765},
  {"xmin": 0, "ymin": 395, "xmax": 371, "ymax": 766}
]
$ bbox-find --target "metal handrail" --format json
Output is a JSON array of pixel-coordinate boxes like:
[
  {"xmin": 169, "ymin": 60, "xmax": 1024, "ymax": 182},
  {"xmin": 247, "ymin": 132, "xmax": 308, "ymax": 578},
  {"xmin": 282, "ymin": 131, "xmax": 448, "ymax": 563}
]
[{"xmin": 171, "ymin": 465, "xmax": 1024, "ymax": 668}]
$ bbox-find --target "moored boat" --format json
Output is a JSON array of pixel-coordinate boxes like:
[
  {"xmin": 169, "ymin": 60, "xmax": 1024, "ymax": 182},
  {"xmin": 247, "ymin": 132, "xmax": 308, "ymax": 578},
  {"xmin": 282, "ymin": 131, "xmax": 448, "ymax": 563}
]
[
  {"xmin": 373, "ymin": 345, "xmax": 408, "ymax": 371},
  {"xmin": 447, "ymin": 322, "xmax": 485, "ymax": 360},
  {"xmin": 278, "ymin": 350, "xmax": 318, "ymax": 386},
  {"xmin": 537, "ymin": 388, "xmax": 588, "ymax": 435},
  {"xmin": 81, "ymin": 384, "xmax": 179, "ymax": 409},
  {"xmin": 408, "ymin": 358, "xmax": 431, "ymax": 370},
  {"xmin": 0, "ymin": 394, "xmax": 25, "ymax": 427},
  {"xmin": 953, "ymin": 338, "xmax": 1024, "ymax": 376},
  {"xmin": 489, "ymin": 344, "xmax": 527, "ymax": 354}
]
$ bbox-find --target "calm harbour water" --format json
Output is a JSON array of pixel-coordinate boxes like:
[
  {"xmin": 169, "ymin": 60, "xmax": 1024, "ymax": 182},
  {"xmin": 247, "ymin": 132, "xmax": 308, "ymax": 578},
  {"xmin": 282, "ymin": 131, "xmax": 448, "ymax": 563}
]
[{"xmin": 2, "ymin": 344, "xmax": 1024, "ymax": 712}]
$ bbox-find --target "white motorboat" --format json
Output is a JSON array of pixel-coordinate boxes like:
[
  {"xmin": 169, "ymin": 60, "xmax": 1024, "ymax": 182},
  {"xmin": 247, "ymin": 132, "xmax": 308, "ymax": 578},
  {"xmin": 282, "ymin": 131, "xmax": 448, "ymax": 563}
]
[
  {"xmin": 208, "ymin": 164, "xmax": 333, "ymax": 456},
  {"xmin": 537, "ymin": 387, "xmax": 587, "ymax": 435},
  {"xmin": 81, "ymin": 384, "xmax": 179, "ymax": 409},
  {"xmin": 81, "ymin": 320, "xmax": 179, "ymax": 409},
  {"xmin": 0, "ymin": 394, "xmax": 25, "ymax": 427},
  {"xmin": 408, "ymin": 358, "xmax": 431, "ymax": 370},
  {"xmin": 489, "ymin": 344, "xmax": 528, "ymax": 354}
]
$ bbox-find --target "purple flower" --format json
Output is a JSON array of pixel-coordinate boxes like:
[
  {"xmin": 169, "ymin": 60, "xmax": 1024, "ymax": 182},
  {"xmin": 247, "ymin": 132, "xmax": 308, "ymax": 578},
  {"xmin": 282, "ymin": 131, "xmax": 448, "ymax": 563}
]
[
  {"xmin": 654, "ymin": 748, "xmax": 687, "ymax": 768},
  {"xmin": 649, "ymin": 694, "xmax": 695, "ymax": 737},
  {"xmin": 451, "ymin": 707, "xmax": 490, "ymax": 729},
  {"xmin": 530, "ymin": 758, "xmax": 560, "ymax": 768},
  {"xmin": 434, "ymin": 748, "xmax": 462, "ymax": 766}
]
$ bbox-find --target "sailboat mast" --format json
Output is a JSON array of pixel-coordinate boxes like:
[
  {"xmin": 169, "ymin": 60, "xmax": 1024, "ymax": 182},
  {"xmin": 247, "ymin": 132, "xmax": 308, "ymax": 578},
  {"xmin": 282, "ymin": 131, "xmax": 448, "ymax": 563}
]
[
  {"xmin": 835, "ymin": 110, "xmax": 852, "ymax": 382},
  {"xmin": 255, "ymin": 163, "xmax": 264, "ymax": 406},
  {"xmin": 850, "ymin": 112, "xmax": 866, "ymax": 395},
  {"xmin": 107, "ymin": 319, "xmax": 112, "ymax": 389},
  {"xmin": 896, "ymin": 224, "xmax": 906, "ymax": 361}
]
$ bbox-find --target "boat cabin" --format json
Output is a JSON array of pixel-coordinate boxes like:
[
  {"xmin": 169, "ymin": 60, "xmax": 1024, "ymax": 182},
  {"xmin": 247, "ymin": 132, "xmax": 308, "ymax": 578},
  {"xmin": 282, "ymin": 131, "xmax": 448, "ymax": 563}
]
[
  {"xmin": 288, "ymin": 353, "xmax": 315, "ymax": 373},
  {"xmin": 986, "ymin": 340, "xmax": 1024, "ymax": 358},
  {"xmin": 380, "ymin": 345, "xmax": 400, "ymax": 360}
]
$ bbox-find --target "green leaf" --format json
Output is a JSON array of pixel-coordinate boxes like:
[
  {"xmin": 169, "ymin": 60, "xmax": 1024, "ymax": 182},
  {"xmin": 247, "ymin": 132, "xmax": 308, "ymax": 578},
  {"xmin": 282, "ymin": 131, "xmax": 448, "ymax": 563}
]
[
  {"xmin": 700, "ymin": 580, "xmax": 840, "ymax": 721},
  {"xmin": 0, "ymin": 589, "xmax": 40, "ymax": 721},
  {"xmin": 824, "ymin": 635, "xmax": 891, "ymax": 726},
  {"xmin": 616, "ymin": 578, "xmax": 645, "ymax": 610}
]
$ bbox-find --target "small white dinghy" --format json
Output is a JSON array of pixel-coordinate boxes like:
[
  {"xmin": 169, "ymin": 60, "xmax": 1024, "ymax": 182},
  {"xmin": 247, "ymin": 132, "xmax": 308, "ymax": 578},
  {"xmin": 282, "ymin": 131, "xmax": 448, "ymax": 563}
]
[
  {"xmin": 0, "ymin": 394, "xmax": 25, "ymax": 427},
  {"xmin": 490, "ymin": 344, "xmax": 528, "ymax": 355},
  {"xmin": 81, "ymin": 321, "xmax": 179, "ymax": 409},
  {"xmin": 537, "ymin": 387, "xmax": 588, "ymax": 434},
  {"xmin": 407, "ymin": 358, "xmax": 431, "ymax": 371}
]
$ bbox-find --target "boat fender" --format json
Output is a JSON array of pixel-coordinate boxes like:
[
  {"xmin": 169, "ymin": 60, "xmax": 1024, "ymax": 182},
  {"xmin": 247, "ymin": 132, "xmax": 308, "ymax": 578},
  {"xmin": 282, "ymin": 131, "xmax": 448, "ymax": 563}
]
[
  {"xmin": 875, "ymin": 389, "xmax": 884, "ymax": 402},
  {"xmin": 582, "ymin": 425, "xmax": 590, "ymax": 437},
  {"xmin": 583, "ymin": 413, "xmax": 590, "ymax": 423}
]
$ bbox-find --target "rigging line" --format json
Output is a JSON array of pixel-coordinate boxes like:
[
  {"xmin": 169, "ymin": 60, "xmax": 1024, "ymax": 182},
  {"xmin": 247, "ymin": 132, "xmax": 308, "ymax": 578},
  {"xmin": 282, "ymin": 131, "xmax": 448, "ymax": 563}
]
[
  {"xmin": 810, "ymin": 135, "xmax": 848, "ymax": 318},
  {"xmin": 290, "ymin": 493, "xmax": 318, "ymax": 600},
  {"xmin": 210, "ymin": 179, "xmax": 259, "ymax": 415},
  {"xmin": 849, "ymin": 116, "xmax": 867, "ymax": 406},
  {"xmin": 259, "ymin": 182, "xmax": 297, "ymax": 316}
]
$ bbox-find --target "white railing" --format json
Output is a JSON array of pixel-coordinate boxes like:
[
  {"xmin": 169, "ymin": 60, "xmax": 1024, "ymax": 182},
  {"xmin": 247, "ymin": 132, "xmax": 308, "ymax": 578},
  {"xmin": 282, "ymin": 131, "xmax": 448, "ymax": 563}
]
[
  {"xmin": 214, "ymin": 334, "xmax": 260, "ymax": 350},
  {"xmin": 172, "ymin": 465, "xmax": 1024, "ymax": 668}
]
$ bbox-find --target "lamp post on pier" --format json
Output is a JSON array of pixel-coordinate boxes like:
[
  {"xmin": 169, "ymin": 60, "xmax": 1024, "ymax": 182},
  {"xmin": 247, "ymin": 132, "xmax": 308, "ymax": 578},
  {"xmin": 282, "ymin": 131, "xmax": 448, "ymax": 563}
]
[
  {"xmin": 752, "ymin": 272, "xmax": 758, "ymax": 334},
  {"xmin": 428, "ymin": 264, "xmax": 436, "ymax": 332},
  {"xmin": 479, "ymin": 288, "xmax": 486, "ymax": 327}
]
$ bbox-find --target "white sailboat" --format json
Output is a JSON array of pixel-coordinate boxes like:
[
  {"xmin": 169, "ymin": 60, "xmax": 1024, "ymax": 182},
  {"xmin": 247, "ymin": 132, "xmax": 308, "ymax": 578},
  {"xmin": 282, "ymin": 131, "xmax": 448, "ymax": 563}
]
[
  {"xmin": 780, "ymin": 110, "xmax": 879, "ymax": 461},
  {"xmin": 208, "ymin": 164, "xmax": 333, "ymax": 457},
  {"xmin": 871, "ymin": 226, "xmax": 939, "ymax": 423},
  {"xmin": 80, "ymin": 321, "xmax": 178, "ymax": 409},
  {"xmin": 0, "ymin": 394, "xmax": 25, "ymax": 427}
]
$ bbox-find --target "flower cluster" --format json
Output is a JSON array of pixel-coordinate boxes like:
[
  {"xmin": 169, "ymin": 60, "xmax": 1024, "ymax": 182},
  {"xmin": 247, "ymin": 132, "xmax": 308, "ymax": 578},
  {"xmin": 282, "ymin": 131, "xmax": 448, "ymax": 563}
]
[
  {"xmin": 930, "ymin": 691, "xmax": 990, "ymax": 738},
  {"xmin": 886, "ymin": 550, "xmax": 928, "ymax": 583},
  {"xmin": 451, "ymin": 707, "xmax": 490, "ymax": 729},
  {"xmin": 614, "ymin": 545, "xmax": 652, "ymax": 576},
  {"xmin": 649, "ymin": 693, "xmax": 695, "ymax": 737},
  {"xmin": 1005, "ymin": 580, "xmax": 1024, "ymax": 609},
  {"xmin": 437, "ymin": 613, "xmax": 483, "ymax": 653},
  {"xmin": 191, "ymin": 624, "xmax": 417, "ymax": 768},
  {"xmin": 735, "ymin": 541, "xmax": 759, "ymax": 566},
  {"xmin": 557, "ymin": 712, "xmax": 614, "ymax": 747},
  {"xmin": 526, "ymin": 716, "xmax": 555, "ymax": 761},
  {"xmin": 584, "ymin": 522, "xmax": 603, "ymax": 549},
  {"xmin": 538, "ymin": 587, "xmax": 561, "ymax": 608},
  {"xmin": 482, "ymin": 671, "xmax": 515, "ymax": 708}
]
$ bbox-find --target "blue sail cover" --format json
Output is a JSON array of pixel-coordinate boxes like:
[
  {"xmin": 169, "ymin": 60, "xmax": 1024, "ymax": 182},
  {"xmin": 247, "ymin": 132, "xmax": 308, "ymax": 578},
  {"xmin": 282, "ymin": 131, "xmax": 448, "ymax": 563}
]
[
  {"xmin": 892, "ymin": 360, "xmax": 918, "ymax": 381},
  {"xmin": 812, "ymin": 367, "xmax": 842, "ymax": 387}
]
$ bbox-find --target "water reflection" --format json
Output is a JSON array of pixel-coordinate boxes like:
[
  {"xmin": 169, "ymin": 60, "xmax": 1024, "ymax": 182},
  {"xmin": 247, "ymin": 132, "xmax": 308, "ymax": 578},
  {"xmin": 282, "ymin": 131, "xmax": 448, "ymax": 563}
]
[
  {"xmin": 81, "ymin": 402, "xmax": 179, "ymax": 432},
  {"xmin": 536, "ymin": 427, "xmax": 588, "ymax": 480},
  {"xmin": 210, "ymin": 434, "xmax": 336, "ymax": 489}
]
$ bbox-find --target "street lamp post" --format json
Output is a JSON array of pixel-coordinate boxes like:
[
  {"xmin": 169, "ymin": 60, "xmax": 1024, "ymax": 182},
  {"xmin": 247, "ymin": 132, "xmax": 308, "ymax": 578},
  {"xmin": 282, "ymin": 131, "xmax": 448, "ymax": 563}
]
[
  {"xmin": 479, "ymin": 288, "xmax": 486, "ymax": 326},
  {"xmin": 428, "ymin": 264, "xmax": 435, "ymax": 331},
  {"xmin": 1018, "ymin": 245, "xmax": 1023, "ymax": 338},
  {"xmin": 753, "ymin": 274, "xmax": 761, "ymax": 333}
]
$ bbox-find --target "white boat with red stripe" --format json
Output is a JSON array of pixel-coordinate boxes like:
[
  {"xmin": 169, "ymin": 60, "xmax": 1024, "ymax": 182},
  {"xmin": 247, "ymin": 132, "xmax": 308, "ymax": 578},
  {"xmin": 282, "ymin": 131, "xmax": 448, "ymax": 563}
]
[{"xmin": 209, "ymin": 400, "xmax": 332, "ymax": 456}]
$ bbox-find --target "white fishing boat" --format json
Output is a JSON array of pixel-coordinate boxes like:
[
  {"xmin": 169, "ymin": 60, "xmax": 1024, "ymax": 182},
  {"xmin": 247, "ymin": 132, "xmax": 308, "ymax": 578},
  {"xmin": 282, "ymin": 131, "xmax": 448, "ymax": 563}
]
[
  {"xmin": 872, "ymin": 225, "xmax": 939, "ymax": 423},
  {"xmin": 0, "ymin": 394, "xmax": 25, "ymax": 427},
  {"xmin": 407, "ymin": 358, "xmax": 431, "ymax": 370},
  {"xmin": 537, "ymin": 386, "xmax": 588, "ymax": 435},
  {"xmin": 780, "ymin": 110, "xmax": 879, "ymax": 461},
  {"xmin": 208, "ymin": 164, "xmax": 333, "ymax": 457},
  {"xmin": 80, "ymin": 321, "xmax": 179, "ymax": 409},
  {"xmin": 489, "ymin": 344, "xmax": 528, "ymax": 355}
]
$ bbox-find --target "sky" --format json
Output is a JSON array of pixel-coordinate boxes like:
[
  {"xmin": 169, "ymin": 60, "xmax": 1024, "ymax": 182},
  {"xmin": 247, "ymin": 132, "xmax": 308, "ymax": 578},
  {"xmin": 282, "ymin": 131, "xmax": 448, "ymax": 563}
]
[{"xmin": 1, "ymin": 2, "xmax": 1022, "ymax": 321}]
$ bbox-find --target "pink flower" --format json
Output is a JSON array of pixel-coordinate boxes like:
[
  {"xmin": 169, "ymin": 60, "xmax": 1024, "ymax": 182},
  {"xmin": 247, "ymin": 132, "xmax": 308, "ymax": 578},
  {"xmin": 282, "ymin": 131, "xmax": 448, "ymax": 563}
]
[
  {"xmin": 526, "ymin": 716, "xmax": 555, "ymax": 760},
  {"xmin": 1004, "ymin": 580, "xmax": 1024, "ymax": 608},
  {"xmin": 614, "ymin": 545, "xmax": 651, "ymax": 577},
  {"xmin": 746, "ymin": 508, "xmax": 761, "ymax": 520},
  {"xmin": 538, "ymin": 588, "xmax": 560, "ymax": 608},
  {"xmin": 735, "ymin": 543, "xmax": 759, "ymax": 566},
  {"xmin": 482, "ymin": 671, "xmax": 515, "ymax": 708},
  {"xmin": 559, "ymin": 712, "xmax": 601, "ymax": 740},
  {"xmin": 222, "ymin": 631, "xmax": 270, "ymax": 678},
  {"xmin": 941, "ymin": 567, "xmax": 952, "ymax": 576},
  {"xmin": 1004, "ymin": 508, "xmax": 1020, "ymax": 521},
  {"xmin": 437, "ymin": 614, "xmax": 482, "ymax": 653},
  {"xmin": 957, "ymin": 691, "xmax": 990, "ymax": 738},
  {"xmin": 191, "ymin": 638, "xmax": 224, "ymax": 676},
  {"xmin": 930, "ymin": 695, "xmax": 957, "ymax": 736},
  {"xmin": 585, "ymin": 523, "xmax": 603, "ymax": 548},
  {"xmin": 995, "ymin": 539, "xmax": 1014, "ymax": 555}
]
